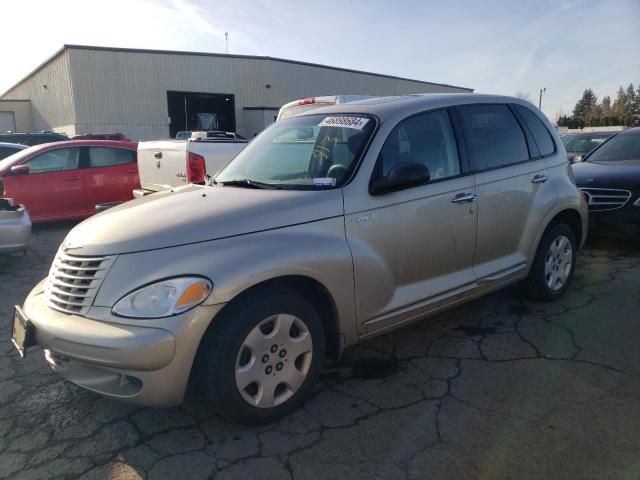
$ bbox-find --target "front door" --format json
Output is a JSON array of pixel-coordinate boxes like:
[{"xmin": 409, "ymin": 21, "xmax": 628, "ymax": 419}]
[
  {"xmin": 455, "ymin": 104, "xmax": 556, "ymax": 282},
  {"xmin": 5, "ymin": 146, "xmax": 85, "ymax": 221},
  {"xmin": 344, "ymin": 109, "xmax": 478, "ymax": 334}
]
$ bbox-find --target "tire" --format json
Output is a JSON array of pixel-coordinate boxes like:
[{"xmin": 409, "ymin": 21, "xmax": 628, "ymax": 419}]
[
  {"xmin": 521, "ymin": 223, "xmax": 577, "ymax": 301},
  {"xmin": 194, "ymin": 288, "xmax": 325, "ymax": 426}
]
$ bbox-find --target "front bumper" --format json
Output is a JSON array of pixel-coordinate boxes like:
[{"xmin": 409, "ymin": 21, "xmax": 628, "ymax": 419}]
[
  {"xmin": 586, "ymin": 196, "xmax": 640, "ymax": 235},
  {"xmin": 23, "ymin": 282, "xmax": 224, "ymax": 407},
  {"xmin": 0, "ymin": 202, "xmax": 31, "ymax": 254}
]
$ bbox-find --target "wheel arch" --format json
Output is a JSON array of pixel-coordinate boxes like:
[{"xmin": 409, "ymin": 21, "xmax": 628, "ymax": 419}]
[{"xmin": 203, "ymin": 275, "xmax": 343, "ymax": 361}]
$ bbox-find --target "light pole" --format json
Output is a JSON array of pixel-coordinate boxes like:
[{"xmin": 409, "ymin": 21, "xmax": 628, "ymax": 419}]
[{"xmin": 538, "ymin": 88, "xmax": 546, "ymax": 110}]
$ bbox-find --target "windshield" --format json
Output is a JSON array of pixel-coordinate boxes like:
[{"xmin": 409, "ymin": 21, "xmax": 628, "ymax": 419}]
[
  {"xmin": 563, "ymin": 134, "xmax": 611, "ymax": 153},
  {"xmin": 587, "ymin": 133, "xmax": 640, "ymax": 162},
  {"xmin": 215, "ymin": 114, "xmax": 375, "ymax": 189}
]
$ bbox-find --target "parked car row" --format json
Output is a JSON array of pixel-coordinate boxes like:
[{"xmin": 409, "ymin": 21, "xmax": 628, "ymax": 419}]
[{"xmin": 561, "ymin": 131, "xmax": 615, "ymax": 163}]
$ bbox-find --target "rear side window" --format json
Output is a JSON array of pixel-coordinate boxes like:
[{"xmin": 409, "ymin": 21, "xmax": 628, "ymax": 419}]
[
  {"xmin": 458, "ymin": 104, "xmax": 530, "ymax": 170},
  {"xmin": 378, "ymin": 110, "xmax": 461, "ymax": 180},
  {"xmin": 515, "ymin": 105, "xmax": 555, "ymax": 156},
  {"xmin": 88, "ymin": 147, "xmax": 135, "ymax": 167}
]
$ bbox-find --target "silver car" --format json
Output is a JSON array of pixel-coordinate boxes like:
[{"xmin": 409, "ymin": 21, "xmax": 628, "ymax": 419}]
[
  {"xmin": 14, "ymin": 94, "xmax": 587, "ymax": 425},
  {"xmin": 0, "ymin": 198, "xmax": 31, "ymax": 254}
]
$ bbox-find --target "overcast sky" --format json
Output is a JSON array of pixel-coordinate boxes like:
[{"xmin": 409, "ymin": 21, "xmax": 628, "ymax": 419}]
[{"xmin": 1, "ymin": 0, "xmax": 638, "ymax": 122}]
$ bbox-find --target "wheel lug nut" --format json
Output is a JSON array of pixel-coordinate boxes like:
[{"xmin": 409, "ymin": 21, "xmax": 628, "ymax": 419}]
[
  {"xmin": 262, "ymin": 354, "xmax": 269, "ymax": 363},
  {"xmin": 276, "ymin": 362, "xmax": 283, "ymax": 371},
  {"xmin": 270, "ymin": 344, "xmax": 278, "ymax": 353},
  {"xmin": 279, "ymin": 350, "xmax": 286, "ymax": 358},
  {"xmin": 265, "ymin": 366, "xmax": 273, "ymax": 374}
]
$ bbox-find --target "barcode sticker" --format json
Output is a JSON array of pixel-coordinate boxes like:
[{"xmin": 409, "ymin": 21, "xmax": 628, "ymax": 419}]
[{"xmin": 319, "ymin": 116, "xmax": 369, "ymax": 130}]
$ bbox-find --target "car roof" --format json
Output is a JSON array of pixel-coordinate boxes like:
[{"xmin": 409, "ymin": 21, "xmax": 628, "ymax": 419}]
[
  {"xmin": 302, "ymin": 93, "xmax": 541, "ymax": 121},
  {"xmin": 0, "ymin": 142, "xmax": 27, "ymax": 149},
  {"xmin": 19, "ymin": 139, "xmax": 138, "ymax": 154},
  {"xmin": 617, "ymin": 127, "xmax": 640, "ymax": 136}
]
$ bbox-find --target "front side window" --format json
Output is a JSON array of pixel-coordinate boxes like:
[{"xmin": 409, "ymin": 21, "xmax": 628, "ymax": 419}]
[
  {"xmin": 377, "ymin": 109, "xmax": 461, "ymax": 180},
  {"xmin": 88, "ymin": 147, "xmax": 135, "ymax": 168},
  {"xmin": 515, "ymin": 105, "xmax": 555, "ymax": 156},
  {"xmin": 458, "ymin": 104, "xmax": 530, "ymax": 171},
  {"xmin": 24, "ymin": 148, "xmax": 80, "ymax": 173},
  {"xmin": 215, "ymin": 114, "xmax": 375, "ymax": 189}
]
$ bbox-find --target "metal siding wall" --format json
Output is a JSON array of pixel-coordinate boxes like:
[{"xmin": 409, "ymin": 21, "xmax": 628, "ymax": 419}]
[
  {"xmin": 1, "ymin": 51, "xmax": 76, "ymax": 135},
  {"xmin": 67, "ymin": 49, "xmax": 470, "ymax": 140}
]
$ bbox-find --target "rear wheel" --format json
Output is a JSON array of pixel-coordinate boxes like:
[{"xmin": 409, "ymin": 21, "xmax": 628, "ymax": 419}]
[
  {"xmin": 522, "ymin": 223, "xmax": 577, "ymax": 301},
  {"xmin": 195, "ymin": 289, "xmax": 325, "ymax": 426}
]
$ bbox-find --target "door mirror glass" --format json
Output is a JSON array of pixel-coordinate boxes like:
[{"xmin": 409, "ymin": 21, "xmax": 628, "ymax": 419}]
[
  {"xmin": 370, "ymin": 162, "xmax": 430, "ymax": 195},
  {"xmin": 10, "ymin": 164, "xmax": 29, "ymax": 175}
]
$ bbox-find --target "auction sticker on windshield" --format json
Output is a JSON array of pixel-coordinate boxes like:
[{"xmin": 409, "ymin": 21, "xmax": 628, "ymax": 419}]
[{"xmin": 319, "ymin": 116, "xmax": 369, "ymax": 130}]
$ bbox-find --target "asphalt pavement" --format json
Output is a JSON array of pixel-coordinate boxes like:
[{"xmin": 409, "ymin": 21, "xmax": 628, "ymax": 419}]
[{"xmin": 1, "ymin": 222, "xmax": 638, "ymax": 480}]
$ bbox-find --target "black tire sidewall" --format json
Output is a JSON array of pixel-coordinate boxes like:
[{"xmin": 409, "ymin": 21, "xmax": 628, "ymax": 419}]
[
  {"xmin": 526, "ymin": 223, "xmax": 577, "ymax": 300},
  {"xmin": 199, "ymin": 289, "xmax": 325, "ymax": 426}
]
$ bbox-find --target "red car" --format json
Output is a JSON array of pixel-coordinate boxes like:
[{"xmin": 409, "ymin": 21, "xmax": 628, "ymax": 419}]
[{"xmin": 0, "ymin": 140, "xmax": 139, "ymax": 222}]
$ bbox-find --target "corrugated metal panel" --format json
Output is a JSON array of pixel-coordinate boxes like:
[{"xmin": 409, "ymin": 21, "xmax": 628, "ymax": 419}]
[
  {"xmin": 1, "ymin": 50, "xmax": 75, "ymax": 134},
  {"xmin": 67, "ymin": 49, "xmax": 470, "ymax": 140}
]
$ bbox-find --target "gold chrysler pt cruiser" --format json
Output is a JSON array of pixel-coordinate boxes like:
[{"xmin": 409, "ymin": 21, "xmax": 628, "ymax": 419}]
[{"xmin": 13, "ymin": 94, "xmax": 588, "ymax": 425}]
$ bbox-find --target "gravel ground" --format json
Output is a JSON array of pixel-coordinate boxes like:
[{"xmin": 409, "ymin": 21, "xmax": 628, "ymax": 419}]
[{"xmin": 1, "ymin": 222, "xmax": 639, "ymax": 480}]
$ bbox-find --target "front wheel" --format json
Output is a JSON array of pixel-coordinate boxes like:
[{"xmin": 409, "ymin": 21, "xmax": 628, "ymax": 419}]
[
  {"xmin": 522, "ymin": 223, "xmax": 577, "ymax": 301},
  {"xmin": 194, "ymin": 289, "xmax": 325, "ymax": 426}
]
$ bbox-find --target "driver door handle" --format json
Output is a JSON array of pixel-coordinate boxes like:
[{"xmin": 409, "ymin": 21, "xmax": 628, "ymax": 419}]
[
  {"xmin": 531, "ymin": 174, "xmax": 548, "ymax": 184},
  {"xmin": 452, "ymin": 192, "xmax": 477, "ymax": 204}
]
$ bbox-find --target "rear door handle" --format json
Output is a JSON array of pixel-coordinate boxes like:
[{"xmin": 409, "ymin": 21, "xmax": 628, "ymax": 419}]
[
  {"xmin": 452, "ymin": 192, "xmax": 477, "ymax": 204},
  {"xmin": 64, "ymin": 177, "xmax": 81, "ymax": 182},
  {"xmin": 531, "ymin": 174, "xmax": 548, "ymax": 184}
]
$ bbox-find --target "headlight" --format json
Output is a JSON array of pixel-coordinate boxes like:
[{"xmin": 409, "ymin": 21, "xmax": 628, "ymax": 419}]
[{"xmin": 112, "ymin": 277, "xmax": 212, "ymax": 318}]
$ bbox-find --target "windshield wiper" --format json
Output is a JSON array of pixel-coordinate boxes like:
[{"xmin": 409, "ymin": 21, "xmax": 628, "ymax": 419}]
[{"xmin": 218, "ymin": 179, "xmax": 281, "ymax": 190}]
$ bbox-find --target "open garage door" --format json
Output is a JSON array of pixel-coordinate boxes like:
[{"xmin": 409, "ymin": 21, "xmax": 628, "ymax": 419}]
[{"xmin": 167, "ymin": 91, "xmax": 236, "ymax": 138}]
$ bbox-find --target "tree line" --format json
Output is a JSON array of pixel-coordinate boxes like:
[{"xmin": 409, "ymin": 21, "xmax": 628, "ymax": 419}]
[{"xmin": 557, "ymin": 83, "xmax": 640, "ymax": 128}]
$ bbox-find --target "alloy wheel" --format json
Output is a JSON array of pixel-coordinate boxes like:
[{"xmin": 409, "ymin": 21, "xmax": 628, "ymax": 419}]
[{"xmin": 544, "ymin": 235, "xmax": 573, "ymax": 291}]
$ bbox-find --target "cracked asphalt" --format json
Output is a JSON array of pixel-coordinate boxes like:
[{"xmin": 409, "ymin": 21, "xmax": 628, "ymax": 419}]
[{"xmin": 1, "ymin": 222, "xmax": 639, "ymax": 480}]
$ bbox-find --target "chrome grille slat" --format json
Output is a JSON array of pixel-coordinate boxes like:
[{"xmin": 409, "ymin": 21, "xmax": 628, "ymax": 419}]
[
  {"xmin": 579, "ymin": 187, "xmax": 631, "ymax": 212},
  {"xmin": 45, "ymin": 250, "xmax": 116, "ymax": 315}
]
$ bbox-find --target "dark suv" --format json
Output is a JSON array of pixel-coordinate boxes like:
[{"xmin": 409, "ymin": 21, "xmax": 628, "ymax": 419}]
[{"xmin": 0, "ymin": 132, "xmax": 69, "ymax": 146}]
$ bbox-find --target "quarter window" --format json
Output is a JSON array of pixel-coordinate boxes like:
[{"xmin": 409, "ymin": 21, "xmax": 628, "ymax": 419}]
[
  {"xmin": 88, "ymin": 147, "xmax": 135, "ymax": 168},
  {"xmin": 515, "ymin": 105, "xmax": 555, "ymax": 156},
  {"xmin": 24, "ymin": 148, "xmax": 80, "ymax": 173},
  {"xmin": 458, "ymin": 104, "xmax": 530, "ymax": 170},
  {"xmin": 378, "ymin": 110, "xmax": 461, "ymax": 181}
]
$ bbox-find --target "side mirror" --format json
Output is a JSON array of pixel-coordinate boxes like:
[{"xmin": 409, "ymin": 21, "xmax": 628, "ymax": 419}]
[
  {"xmin": 370, "ymin": 162, "xmax": 430, "ymax": 195},
  {"xmin": 10, "ymin": 165, "xmax": 29, "ymax": 175}
]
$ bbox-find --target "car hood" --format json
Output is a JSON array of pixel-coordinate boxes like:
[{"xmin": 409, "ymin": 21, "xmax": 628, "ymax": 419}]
[
  {"xmin": 61, "ymin": 185, "xmax": 344, "ymax": 256},
  {"xmin": 571, "ymin": 160, "xmax": 640, "ymax": 189}
]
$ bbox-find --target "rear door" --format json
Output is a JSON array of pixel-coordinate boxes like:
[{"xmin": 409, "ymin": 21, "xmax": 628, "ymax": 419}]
[
  {"xmin": 455, "ymin": 104, "xmax": 557, "ymax": 283},
  {"xmin": 4, "ymin": 146, "xmax": 85, "ymax": 221},
  {"xmin": 83, "ymin": 146, "xmax": 139, "ymax": 210}
]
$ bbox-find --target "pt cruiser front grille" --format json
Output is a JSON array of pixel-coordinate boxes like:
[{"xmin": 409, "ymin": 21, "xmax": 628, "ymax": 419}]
[
  {"xmin": 579, "ymin": 187, "xmax": 632, "ymax": 212},
  {"xmin": 45, "ymin": 251, "xmax": 116, "ymax": 315}
]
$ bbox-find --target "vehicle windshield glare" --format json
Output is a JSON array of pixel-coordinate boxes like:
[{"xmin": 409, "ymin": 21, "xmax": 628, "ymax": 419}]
[
  {"xmin": 214, "ymin": 114, "xmax": 375, "ymax": 189},
  {"xmin": 587, "ymin": 134, "xmax": 640, "ymax": 162}
]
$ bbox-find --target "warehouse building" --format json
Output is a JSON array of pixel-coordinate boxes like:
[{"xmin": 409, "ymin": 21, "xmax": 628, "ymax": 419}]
[{"xmin": 0, "ymin": 45, "xmax": 472, "ymax": 140}]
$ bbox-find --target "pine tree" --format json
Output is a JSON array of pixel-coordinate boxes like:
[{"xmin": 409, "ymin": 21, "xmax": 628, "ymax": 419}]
[
  {"xmin": 613, "ymin": 87, "xmax": 629, "ymax": 124},
  {"xmin": 632, "ymin": 83, "xmax": 640, "ymax": 125},
  {"xmin": 573, "ymin": 89, "xmax": 598, "ymax": 127}
]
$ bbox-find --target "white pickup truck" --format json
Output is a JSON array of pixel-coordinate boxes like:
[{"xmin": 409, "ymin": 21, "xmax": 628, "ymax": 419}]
[{"xmin": 134, "ymin": 133, "xmax": 247, "ymax": 197}]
